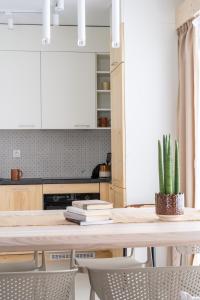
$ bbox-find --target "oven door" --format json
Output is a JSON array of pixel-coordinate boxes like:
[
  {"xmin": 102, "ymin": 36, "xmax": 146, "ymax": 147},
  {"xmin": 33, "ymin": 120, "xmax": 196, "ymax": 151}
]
[{"xmin": 43, "ymin": 193, "xmax": 100, "ymax": 210}]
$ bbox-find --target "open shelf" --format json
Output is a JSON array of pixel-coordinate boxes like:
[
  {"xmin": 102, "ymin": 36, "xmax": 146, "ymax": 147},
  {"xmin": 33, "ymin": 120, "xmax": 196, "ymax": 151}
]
[
  {"xmin": 96, "ymin": 54, "xmax": 111, "ymax": 129},
  {"xmin": 97, "ymin": 108, "xmax": 111, "ymax": 111},
  {"xmin": 96, "ymin": 127, "xmax": 111, "ymax": 130},
  {"xmin": 96, "ymin": 71, "xmax": 110, "ymax": 74},
  {"xmin": 97, "ymin": 90, "xmax": 111, "ymax": 93}
]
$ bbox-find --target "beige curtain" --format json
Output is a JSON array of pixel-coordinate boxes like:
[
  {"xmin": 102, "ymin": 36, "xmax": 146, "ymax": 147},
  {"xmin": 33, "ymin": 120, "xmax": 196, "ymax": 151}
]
[
  {"xmin": 172, "ymin": 20, "xmax": 199, "ymax": 266},
  {"xmin": 177, "ymin": 20, "xmax": 197, "ymax": 208}
]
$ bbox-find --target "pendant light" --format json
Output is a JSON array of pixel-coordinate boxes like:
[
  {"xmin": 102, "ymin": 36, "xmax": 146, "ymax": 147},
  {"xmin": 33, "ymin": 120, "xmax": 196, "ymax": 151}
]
[
  {"xmin": 112, "ymin": 0, "xmax": 120, "ymax": 48},
  {"xmin": 42, "ymin": 0, "xmax": 51, "ymax": 45},
  {"xmin": 53, "ymin": 13, "xmax": 59, "ymax": 26},
  {"xmin": 7, "ymin": 13, "xmax": 14, "ymax": 30},
  {"xmin": 77, "ymin": 0, "xmax": 86, "ymax": 47}
]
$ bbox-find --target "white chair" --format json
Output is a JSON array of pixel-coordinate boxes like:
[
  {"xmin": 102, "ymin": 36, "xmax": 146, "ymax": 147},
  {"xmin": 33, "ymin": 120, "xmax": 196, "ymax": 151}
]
[
  {"xmin": 0, "ymin": 251, "xmax": 45, "ymax": 272},
  {"xmin": 0, "ymin": 269, "xmax": 77, "ymax": 300},
  {"xmin": 75, "ymin": 248, "xmax": 153, "ymax": 300},
  {"xmin": 180, "ymin": 291, "xmax": 200, "ymax": 300},
  {"xmin": 176, "ymin": 246, "xmax": 200, "ymax": 266},
  {"xmin": 87, "ymin": 266, "xmax": 200, "ymax": 300}
]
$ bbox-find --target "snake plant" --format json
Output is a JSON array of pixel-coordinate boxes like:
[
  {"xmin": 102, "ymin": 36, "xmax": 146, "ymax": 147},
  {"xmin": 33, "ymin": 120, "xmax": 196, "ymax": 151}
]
[{"xmin": 158, "ymin": 135, "xmax": 180, "ymax": 195}]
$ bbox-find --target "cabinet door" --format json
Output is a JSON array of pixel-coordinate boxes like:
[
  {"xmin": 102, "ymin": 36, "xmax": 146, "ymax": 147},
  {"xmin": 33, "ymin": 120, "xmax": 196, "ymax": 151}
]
[
  {"xmin": 109, "ymin": 185, "xmax": 126, "ymax": 208},
  {"xmin": 0, "ymin": 187, "xmax": 10, "ymax": 211},
  {"xmin": 0, "ymin": 185, "xmax": 43, "ymax": 211},
  {"xmin": 111, "ymin": 63, "xmax": 126, "ymax": 188},
  {"xmin": 110, "ymin": 23, "xmax": 124, "ymax": 72},
  {"xmin": 42, "ymin": 52, "xmax": 96, "ymax": 129},
  {"xmin": 0, "ymin": 51, "xmax": 41, "ymax": 129},
  {"xmin": 100, "ymin": 183, "xmax": 110, "ymax": 201}
]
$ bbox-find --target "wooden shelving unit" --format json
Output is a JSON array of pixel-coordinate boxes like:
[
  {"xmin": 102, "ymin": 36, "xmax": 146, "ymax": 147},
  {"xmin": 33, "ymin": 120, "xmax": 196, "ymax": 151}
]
[{"xmin": 96, "ymin": 54, "xmax": 111, "ymax": 129}]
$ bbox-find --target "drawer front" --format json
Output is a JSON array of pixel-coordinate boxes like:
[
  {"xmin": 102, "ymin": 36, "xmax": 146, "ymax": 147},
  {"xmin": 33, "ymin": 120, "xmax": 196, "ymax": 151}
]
[
  {"xmin": 0, "ymin": 185, "xmax": 43, "ymax": 211},
  {"xmin": 43, "ymin": 183, "xmax": 100, "ymax": 194}
]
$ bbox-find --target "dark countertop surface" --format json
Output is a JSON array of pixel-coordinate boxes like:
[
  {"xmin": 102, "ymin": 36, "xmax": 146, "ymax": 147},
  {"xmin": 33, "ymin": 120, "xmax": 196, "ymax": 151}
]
[{"xmin": 0, "ymin": 177, "xmax": 111, "ymax": 185}]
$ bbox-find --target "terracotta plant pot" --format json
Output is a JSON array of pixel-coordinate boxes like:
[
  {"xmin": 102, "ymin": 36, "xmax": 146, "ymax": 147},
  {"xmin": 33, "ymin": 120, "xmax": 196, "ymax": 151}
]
[{"xmin": 155, "ymin": 193, "xmax": 184, "ymax": 216}]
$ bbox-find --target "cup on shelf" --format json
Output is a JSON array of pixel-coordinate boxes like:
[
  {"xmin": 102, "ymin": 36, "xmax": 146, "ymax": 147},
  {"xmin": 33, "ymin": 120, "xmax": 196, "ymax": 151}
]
[
  {"xmin": 11, "ymin": 169, "xmax": 23, "ymax": 181},
  {"xmin": 98, "ymin": 117, "xmax": 109, "ymax": 127},
  {"xmin": 101, "ymin": 81, "xmax": 110, "ymax": 90}
]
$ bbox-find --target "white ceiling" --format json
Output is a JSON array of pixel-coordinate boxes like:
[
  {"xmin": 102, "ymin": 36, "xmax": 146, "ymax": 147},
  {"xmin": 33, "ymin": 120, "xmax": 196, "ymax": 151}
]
[{"xmin": 0, "ymin": 0, "xmax": 111, "ymax": 26}]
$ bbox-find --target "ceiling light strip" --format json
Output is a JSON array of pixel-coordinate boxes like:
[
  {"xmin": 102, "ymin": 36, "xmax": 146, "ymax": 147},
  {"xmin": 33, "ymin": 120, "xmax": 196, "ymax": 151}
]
[
  {"xmin": 42, "ymin": 0, "xmax": 51, "ymax": 45},
  {"xmin": 7, "ymin": 13, "xmax": 14, "ymax": 30},
  {"xmin": 53, "ymin": 13, "xmax": 59, "ymax": 26},
  {"xmin": 77, "ymin": 0, "xmax": 86, "ymax": 47},
  {"xmin": 112, "ymin": 0, "xmax": 120, "ymax": 48}
]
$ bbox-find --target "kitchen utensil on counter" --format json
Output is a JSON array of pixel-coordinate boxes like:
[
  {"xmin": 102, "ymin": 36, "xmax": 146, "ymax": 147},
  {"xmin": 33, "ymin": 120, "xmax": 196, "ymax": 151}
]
[
  {"xmin": 11, "ymin": 169, "xmax": 23, "ymax": 181},
  {"xmin": 99, "ymin": 164, "xmax": 111, "ymax": 178},
  {"xmin": 106, "ymin": 152, "xmax": 111, "ymax": 166},
  {"xmin": 91, "ymin": 153, "xmax": 112, "ymax": 179},
  {"xmin": 91, "ymin": 164, "xmax": 101, "ymax": 179}
]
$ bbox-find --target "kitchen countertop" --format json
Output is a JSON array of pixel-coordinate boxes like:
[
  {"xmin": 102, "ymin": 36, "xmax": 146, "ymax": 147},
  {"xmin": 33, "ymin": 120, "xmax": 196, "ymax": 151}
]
[{"xmin": 0, "ymin": 177, "xmax": 111, "ymax": 185}]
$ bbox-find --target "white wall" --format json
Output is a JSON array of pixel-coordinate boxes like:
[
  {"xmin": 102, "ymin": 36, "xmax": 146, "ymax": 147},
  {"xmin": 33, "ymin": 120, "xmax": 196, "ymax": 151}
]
[{"xmin": 124, "ymin": 0, "xmax": 183, "ymax": 204}]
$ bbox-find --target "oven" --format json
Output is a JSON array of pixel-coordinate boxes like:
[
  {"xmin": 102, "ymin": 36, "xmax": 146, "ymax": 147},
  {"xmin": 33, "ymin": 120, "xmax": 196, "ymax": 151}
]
[{"xmin": 43, "ymin": 193, "xmax": 100, "ymax": 210}]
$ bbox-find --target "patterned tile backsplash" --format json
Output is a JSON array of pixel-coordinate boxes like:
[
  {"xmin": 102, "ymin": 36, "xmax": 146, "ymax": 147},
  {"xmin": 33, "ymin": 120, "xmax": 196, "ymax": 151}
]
[{"xmin": 0, "ymin": 130, "xmax": 111, "ymax": 178}]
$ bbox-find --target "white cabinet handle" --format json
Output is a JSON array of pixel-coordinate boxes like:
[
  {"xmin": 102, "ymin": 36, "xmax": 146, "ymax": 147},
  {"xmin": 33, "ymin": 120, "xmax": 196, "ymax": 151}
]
[
  {"xmin": 18, "ymin": 124, "xmax": 36, "ymax": 128},
  {"xmin": 74, "ymin": 124, "xmax": 90, "ymax": 128}
]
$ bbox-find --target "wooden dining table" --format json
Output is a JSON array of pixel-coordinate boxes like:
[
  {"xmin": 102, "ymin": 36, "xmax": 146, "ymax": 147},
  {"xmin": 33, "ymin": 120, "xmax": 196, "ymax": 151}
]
[{"xmin": 0, "ymin": 208, "xmax": 200, "ymax": 253}]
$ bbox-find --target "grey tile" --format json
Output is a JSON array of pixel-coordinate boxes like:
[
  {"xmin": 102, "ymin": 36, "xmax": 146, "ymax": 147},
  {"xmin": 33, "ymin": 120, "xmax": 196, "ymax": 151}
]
[{"xmin": 0, "ymin": 130, "xmax": 111, "ymax": 178}]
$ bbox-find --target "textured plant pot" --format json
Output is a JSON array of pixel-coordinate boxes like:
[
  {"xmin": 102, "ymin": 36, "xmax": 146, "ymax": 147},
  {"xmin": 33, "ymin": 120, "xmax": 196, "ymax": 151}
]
[{"xmin": 155, "ymin": 193, "xmax": 184, "ymax": 216}]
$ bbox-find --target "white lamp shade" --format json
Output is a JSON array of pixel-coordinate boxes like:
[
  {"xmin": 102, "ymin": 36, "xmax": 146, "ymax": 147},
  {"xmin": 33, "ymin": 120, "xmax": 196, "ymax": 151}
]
[
  {"xmin": 8, "ymin": 16, "xmax": 14, "ymax": 30},
  {"xmin": 78, "ymin": 0, "xmax": 86, "ymax": 47},
  {"xmin": 112, "ymin": 0, "xmax": 120, "ymax": 48},
  {"xmin": 53, "ymin": 13, "xmax": 59, "ymax": 26},
  {"xmin": 42, "ymin": 0, "xmax": 51, "ymax": 45}
]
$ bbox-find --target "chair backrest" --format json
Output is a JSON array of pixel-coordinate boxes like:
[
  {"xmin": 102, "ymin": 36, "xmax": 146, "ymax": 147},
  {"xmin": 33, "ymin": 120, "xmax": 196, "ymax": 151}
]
[
  {"xmin": 88, "ymin": 266, "xmax": 200, "ymax": 300},
  {"xmin": 176, "ymin": 246, "xmax": 200, "ymax": 255},
  {"xmin": 0, "ymin": 269, "xmax": 77, "ymax": 300}
]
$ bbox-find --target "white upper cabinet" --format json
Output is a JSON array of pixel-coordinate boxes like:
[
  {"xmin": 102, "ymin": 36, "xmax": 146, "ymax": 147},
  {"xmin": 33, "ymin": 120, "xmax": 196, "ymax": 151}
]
[
  {"xmin": 41, "ymin": 52, "xmax": 96, "ymax": 129},
  {"xmin": 0, "ymin": 51, "xmax": 41, "ymax": 129}
]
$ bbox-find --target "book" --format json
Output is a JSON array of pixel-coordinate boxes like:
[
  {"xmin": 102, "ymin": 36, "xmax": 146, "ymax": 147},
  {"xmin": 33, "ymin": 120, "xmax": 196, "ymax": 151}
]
[
  {"xmin": 64, "ymin": 211, "xmax": 111, "ymax": 222},
  {"xmin": 66, "ymin": 206, "xmax": 111, "ymax": 216},
  {"xmin": 72, "ymin": 200, "xmax": 113, "ymax": 210},
  {"xmin": 80, "ymin": 220, "xmax": 113, "ymax": 226},
  {"xmin": 64, "ymin": 213, "xmax": 113, "ymax": 226}
]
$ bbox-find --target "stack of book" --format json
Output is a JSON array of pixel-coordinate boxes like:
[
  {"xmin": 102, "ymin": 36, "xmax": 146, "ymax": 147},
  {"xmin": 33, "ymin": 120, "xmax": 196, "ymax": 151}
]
[{"xmin": 64, "ymin": 200, "xmax": 113, "ymax": 226}]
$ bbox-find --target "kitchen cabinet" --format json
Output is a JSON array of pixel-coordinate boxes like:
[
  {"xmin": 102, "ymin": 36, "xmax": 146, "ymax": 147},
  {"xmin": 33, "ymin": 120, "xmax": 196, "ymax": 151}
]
[
  {"xmin": 111, "ymin": 63, "xmax": 126, "ymax": 189},
  {"xmin": 100, "ymin": 183, "xmax": 110, "ymax": 201},
  {"xmin": 110, "ymin": 23, "xmax": 124, "ymax": 72},
  {"xmin": 109, "ymin": 185, "xmax": 126, "ymax": 208},
  {"xmin": 43, "ymin": 183, "xmax": 99, "ymax": 194},
  {"xmin": 0, "ymin": 51, "xmax": 41, "ymax": 129},
  {"xmin": 41, "ymin": 52, "xmax": 96, "ymax": 129},
  {"xmin": 0, "ymin": 185, "xmax": 43, "ymax": 211}
]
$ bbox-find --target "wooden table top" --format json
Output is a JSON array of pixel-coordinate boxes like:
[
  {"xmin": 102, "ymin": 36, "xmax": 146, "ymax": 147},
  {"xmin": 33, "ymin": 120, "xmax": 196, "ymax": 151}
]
[{"xmin": 0, "ymin": 209, "xmax": 200, "ymax": 252}]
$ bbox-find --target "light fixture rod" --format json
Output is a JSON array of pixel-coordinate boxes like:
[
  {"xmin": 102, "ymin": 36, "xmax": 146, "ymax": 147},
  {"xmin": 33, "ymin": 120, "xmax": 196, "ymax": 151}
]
[
  {"xmin": 78, "ymin": 0, "xmax": 86, "ymax": 47},
  {"xmin": 7, "ymin": 13, "xmax": 14, "ymax": 30},
  {"xmin": 53, "ymin": 13, "xmax": 59, "ymax": 26},
  {"xmin": 42, "ymin": 0, "xmax": 51, "ymax": 45},
  {"xmin": 112, "ymin": 0, "xmax": 120, "ymax": 48}
]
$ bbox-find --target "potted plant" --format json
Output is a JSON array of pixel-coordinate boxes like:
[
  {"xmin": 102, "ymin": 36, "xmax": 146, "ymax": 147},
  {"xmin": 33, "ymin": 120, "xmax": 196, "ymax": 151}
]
[{"xmin": 155, "ymin": 135, "xmax": 184, "ymax": 219}]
